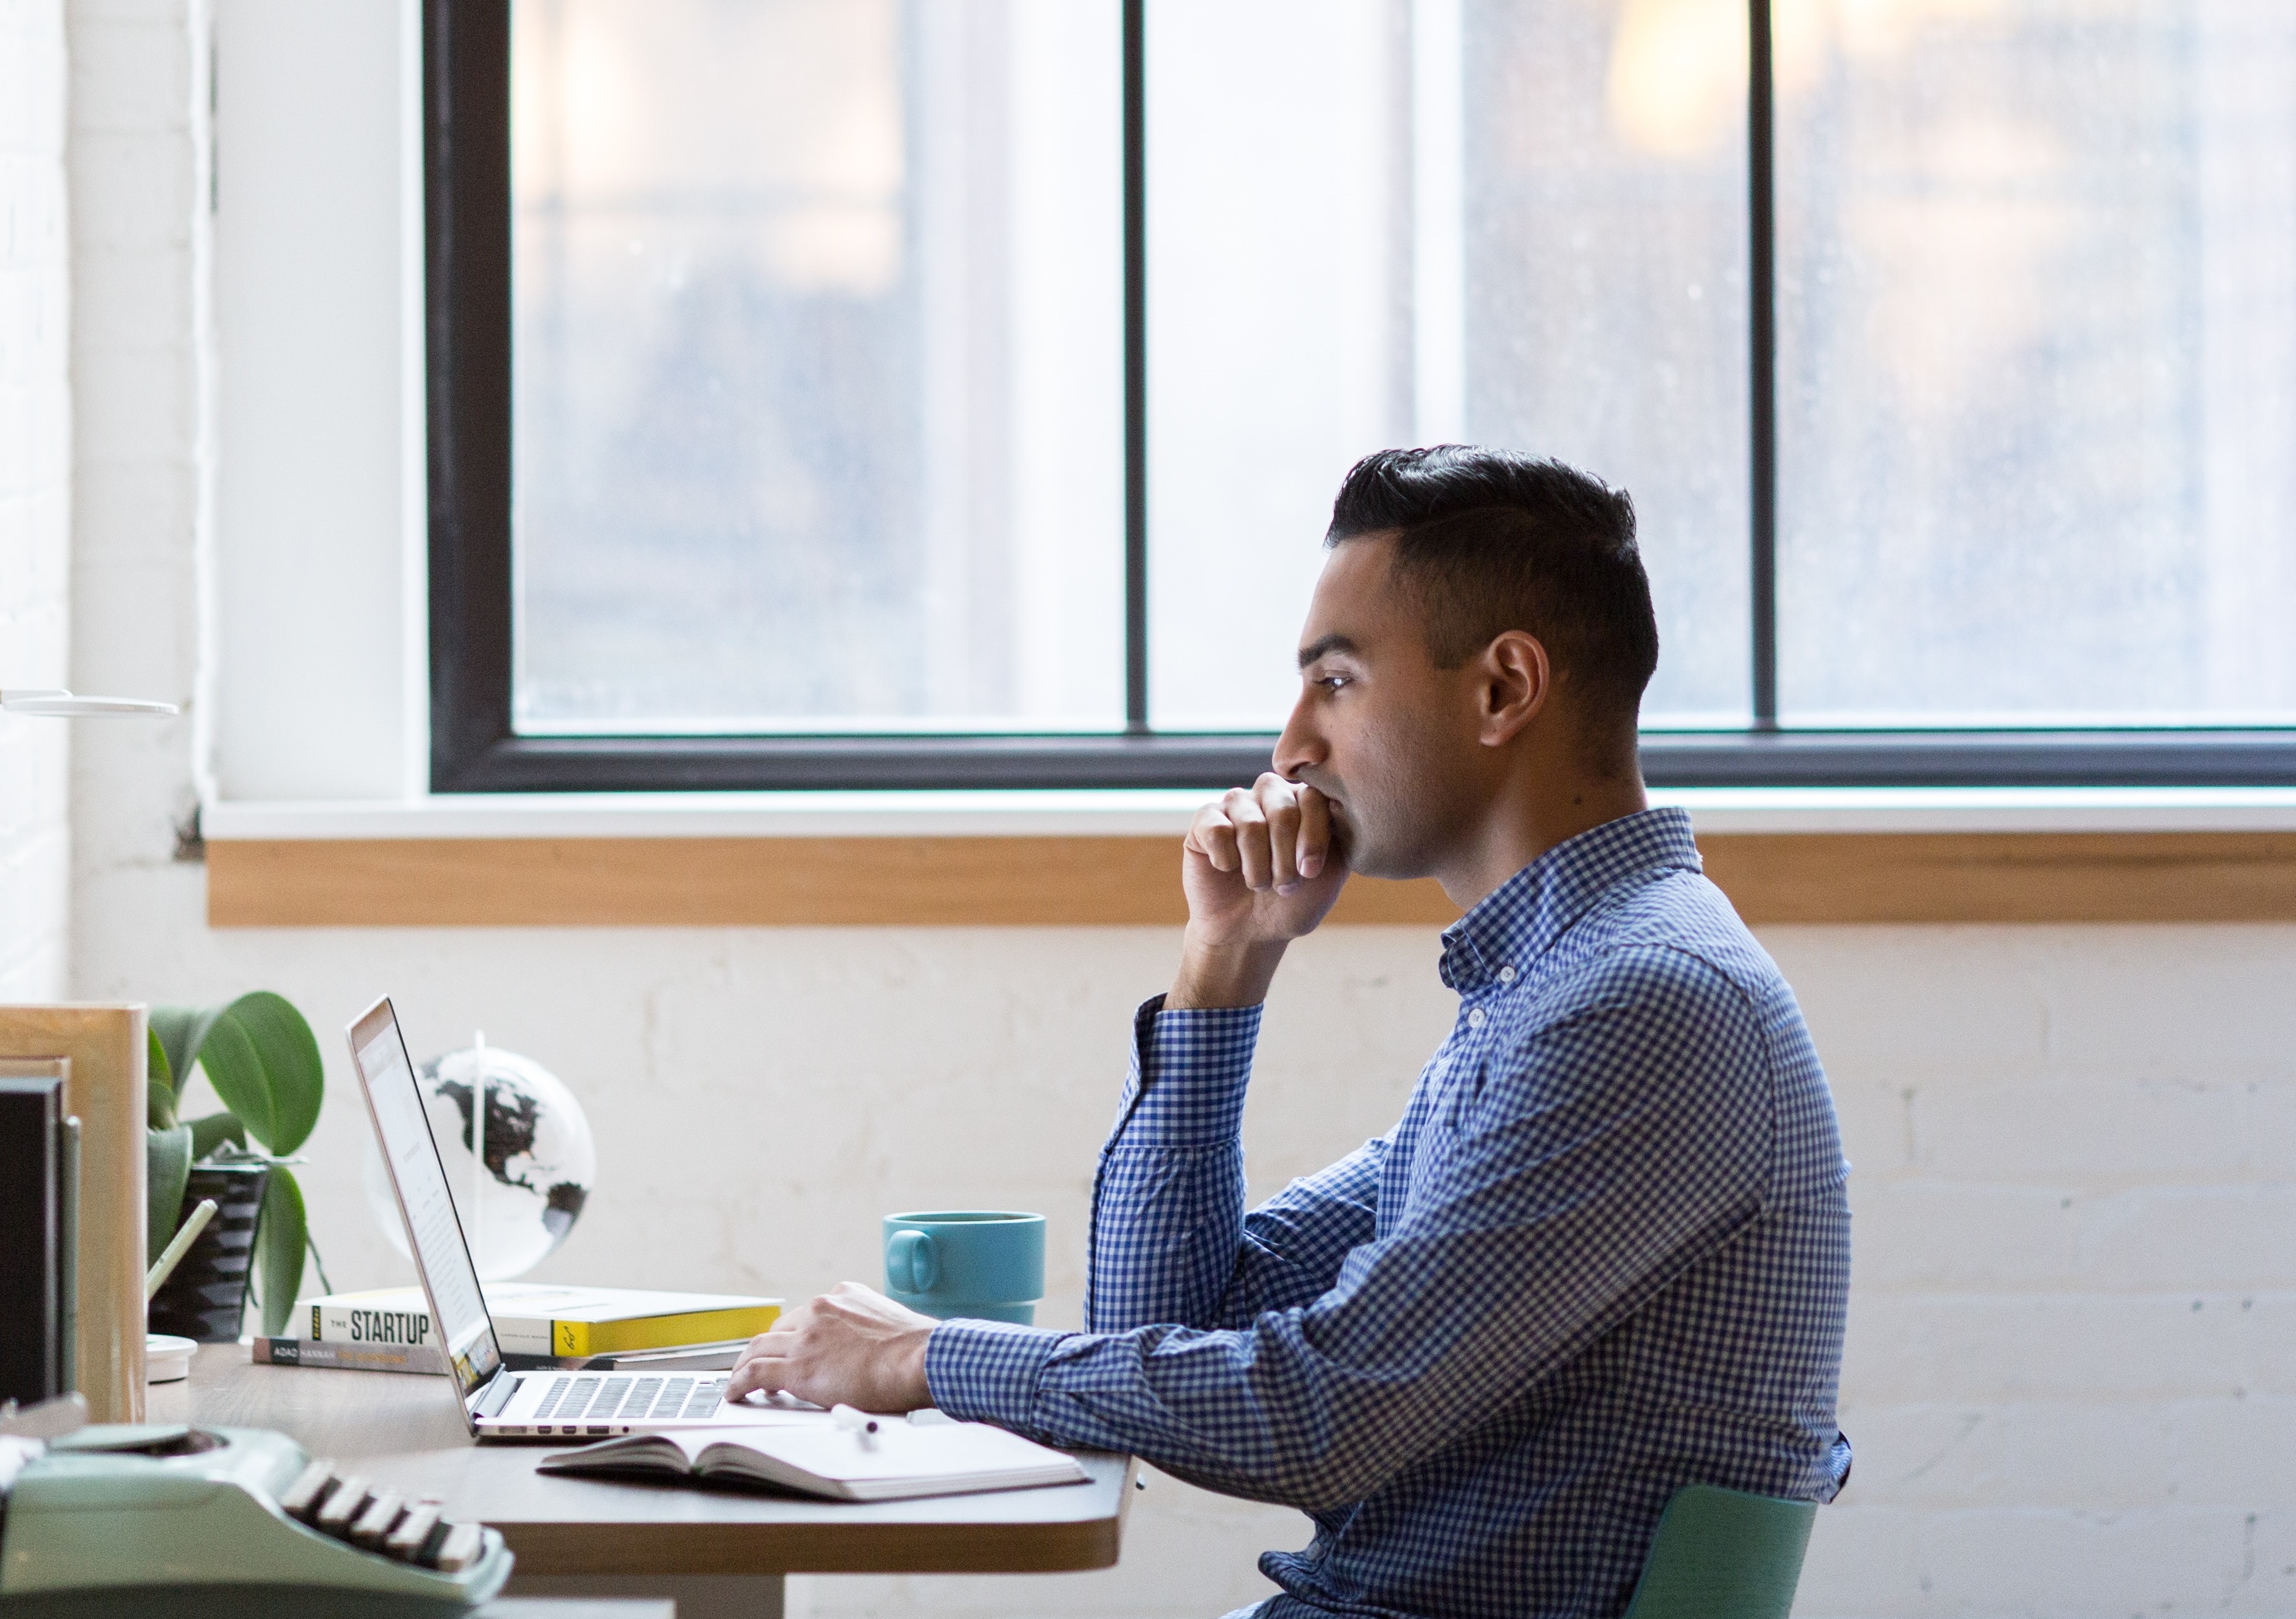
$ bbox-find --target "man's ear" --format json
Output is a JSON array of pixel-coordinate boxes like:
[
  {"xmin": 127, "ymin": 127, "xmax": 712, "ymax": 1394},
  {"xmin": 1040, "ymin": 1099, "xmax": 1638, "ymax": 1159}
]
[{"xmin": 1478, "ymin": 630, "xmax": 1550, "ymax": 747}]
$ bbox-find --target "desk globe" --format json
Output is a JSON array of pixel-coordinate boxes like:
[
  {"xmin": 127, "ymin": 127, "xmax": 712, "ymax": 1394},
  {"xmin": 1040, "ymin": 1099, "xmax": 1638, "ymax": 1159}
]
[{"xmin": 363, "ymin": 1041, "xmax": 596, "ymax": 1280}]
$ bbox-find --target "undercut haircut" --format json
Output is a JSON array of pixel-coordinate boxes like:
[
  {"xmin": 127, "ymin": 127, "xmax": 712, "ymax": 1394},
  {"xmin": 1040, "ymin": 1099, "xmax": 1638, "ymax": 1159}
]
[{"xmin": 1325, "ymin": 446, "xmax": 1658, "ymax": 772}]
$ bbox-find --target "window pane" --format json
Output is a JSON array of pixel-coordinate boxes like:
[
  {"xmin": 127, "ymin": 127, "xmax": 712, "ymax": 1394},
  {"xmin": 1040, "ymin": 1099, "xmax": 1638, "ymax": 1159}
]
[
  {"xmin": 511, "ymin": 0, "xmax": 1125, "ymax": 733},
  {"xmin": 1466, "ymin": 0, "xmax": 1752, "ymax": 727},
  {"xmin": 1777, "ymin": 1, "xmax": 2296, "ymax": 726},
  {"xmin": 1145, "ymin": 0, "xmax": 1750, "ymax": 732}
]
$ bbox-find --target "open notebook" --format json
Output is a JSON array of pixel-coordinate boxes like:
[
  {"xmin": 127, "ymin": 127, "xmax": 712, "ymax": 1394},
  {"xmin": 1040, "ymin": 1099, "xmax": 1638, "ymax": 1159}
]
[{"xmin": 537, "ymin": 1417, "xmax": 1089, "ymax": 1502}]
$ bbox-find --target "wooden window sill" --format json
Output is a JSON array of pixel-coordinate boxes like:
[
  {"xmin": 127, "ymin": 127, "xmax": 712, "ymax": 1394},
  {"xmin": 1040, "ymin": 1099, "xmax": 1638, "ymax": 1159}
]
[{"xmin": 197, "ymin": 794, "xmax": 2296, "ymax": 923}]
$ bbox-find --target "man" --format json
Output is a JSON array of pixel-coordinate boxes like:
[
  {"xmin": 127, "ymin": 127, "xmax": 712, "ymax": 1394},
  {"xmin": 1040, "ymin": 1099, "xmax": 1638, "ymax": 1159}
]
[{"xmin": 731, "ymin": 446, "xmax": 1852, "ymax": 1618}]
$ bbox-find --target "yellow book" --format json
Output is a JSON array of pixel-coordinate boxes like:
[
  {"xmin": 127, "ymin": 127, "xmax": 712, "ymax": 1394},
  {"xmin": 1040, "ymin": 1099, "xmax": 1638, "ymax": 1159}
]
[
  {"xmin": 550, "ymin": 1304, "xmax": 779, "ymax": 1357},
  {"xmin": 307, "ymin": 1282, "xmax": 780, "ymax": 1360}
]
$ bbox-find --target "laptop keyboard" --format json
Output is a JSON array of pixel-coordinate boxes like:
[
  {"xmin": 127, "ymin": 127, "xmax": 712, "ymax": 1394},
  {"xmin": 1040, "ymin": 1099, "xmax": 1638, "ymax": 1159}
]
[{"xmin": 531, "ymin": 1373, "xmax": 728, "ymax": 1423}]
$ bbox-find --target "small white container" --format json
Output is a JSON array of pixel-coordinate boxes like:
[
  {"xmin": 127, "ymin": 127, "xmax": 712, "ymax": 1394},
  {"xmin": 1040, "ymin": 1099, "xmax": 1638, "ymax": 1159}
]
[{"xmin": 145, "ymin": 1333, "xmax": 197, "ymax": 1383}]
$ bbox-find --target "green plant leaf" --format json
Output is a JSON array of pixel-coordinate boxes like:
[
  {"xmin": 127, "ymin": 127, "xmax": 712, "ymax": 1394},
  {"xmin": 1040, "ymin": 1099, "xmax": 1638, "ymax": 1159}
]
[
  {"xmin": 186, "ymin": 1111, "xmax": 246, "ymax": 1160},
  {"xmin": 219, "ymin": 993, "xmax": 325, "ymax": 1155},
  {"xmin": 188, "ymin": 1012, "xmax": 274, "ymax": 1149},
  {"xmin": 150, "ymin": 1006, "xmax": 225, "ymax": 1107},
  {"xmin": 147, "ymin": 1124, "xmax": 193, "ymax": 1264},
  {"xmin": 147, "ymin": 1031, "xmax": 178, "ymax": 1130},
  {"xmin": 253, "ymin": 1167, "xmax": 308, "ymax": 1337}
]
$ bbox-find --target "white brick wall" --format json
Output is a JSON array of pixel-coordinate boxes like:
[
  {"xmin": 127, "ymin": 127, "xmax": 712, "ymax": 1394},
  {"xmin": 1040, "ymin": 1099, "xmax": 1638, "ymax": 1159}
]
[
  {"xmin": 56, "ymin": 3, "xmax": 2296, "ymax": 1615},
  {"xmin": 1777, "ymin": 926, "xmax": 2296, "ymax": 1617},
  {"xmin": 0, "ymin": 0, "xmax": 72, "ymax": 1003},
  {"xmin": 64, "ymin": 0, "xmax": 205, "ymax": 915}
]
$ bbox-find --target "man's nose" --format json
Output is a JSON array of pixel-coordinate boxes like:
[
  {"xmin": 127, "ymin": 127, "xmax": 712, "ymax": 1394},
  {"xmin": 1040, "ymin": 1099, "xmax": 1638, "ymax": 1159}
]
[{"xmin": 1273, "ymin": 693, "xmax": 1323, "ymax": 781}]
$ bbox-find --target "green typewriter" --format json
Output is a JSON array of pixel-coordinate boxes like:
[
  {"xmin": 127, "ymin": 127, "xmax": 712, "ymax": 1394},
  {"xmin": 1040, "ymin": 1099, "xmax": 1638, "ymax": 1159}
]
[{"xmin": 0, "ymin": 1408, "xmax": 512, "ymax": 1618}]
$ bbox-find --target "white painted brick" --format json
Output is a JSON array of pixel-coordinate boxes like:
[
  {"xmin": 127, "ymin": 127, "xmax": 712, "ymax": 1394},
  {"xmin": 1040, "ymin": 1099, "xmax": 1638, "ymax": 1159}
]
[
  {"xmin": 65, "ymin": 128, "xmax": 195, "ymax": 250},
  {"xmin": 8, "ymin": 492, "xmax": 72, "ymax": 601},
  {"xmin": 0, "ymin": 379, "xmax": 27, "ymax": 477},
  {"xmin": 2077, "ymin": 1185, "xmax": 2296, "ymax": 1291},
  {"xmin": 66, "ymin": 549, "xmax": 192, "ymax": 692},
  {"xmin": 1908, "ymin": 1076, "xmax": 2261, "ymax": 1184},
  {"xmin": 70, "ymin": 241, "xmax": 191, "ymax": 345},
  {"xmin": 1, "ymin": 0, "xmax": 70, "ymax": 1006},
  {"xmin": 1760, "ymin": 926, "xmax": 2055, "ymax": 1083},
  {"xmin": 0, "ymin": 824, "xmax": 69, "ymax": 954},
  {"xmin": 1850, "ymin": 1180, "xmax": 2084, "ymax": 1290},
  {"xmin": 2252, "ymin": 1082, "xmax": 2296, "ymax": 1180},
  {"xmin": 1801, "ymin": 1506, "xmax": 2296, "ymax": 1618},
  {"xmin": 1842, "ymin": 1292, "xmax": 2276, "ymax": 1403},
  {"xmin": 73, "ymin": 0, "xmax": 193, "ymax": 22},
  {"xmin": 1917, "ymin": 1506, "xmax": 2288, "ymax": 1615},
  {"xmin": 0, "ymin": 941, "xmax": 68, "ymax": 1003},
  {"xmin": 68, "ymin": 456, "xmax": 193, "ymax": 563},
  {"xmin": 1832, "ymin": 1070, "xmax": 1919, "ymax": 1176},
  {"xmin": 1794, "ymin": 1506, "xmax": 1928, "ymax": 1617},
  {"xmin": 0, "ymin": 20, "xmax": 66, "ymax": 163},
  {"xmin": 65, "ymin": 15, "xmax": 190, "ymax": 135},
  {"xmin": 0, "ymin": 730, "xmax": 68, "ymax": 839},
  {"xmin": 1854, "ymin": 1182, "xmax": 2296, "ymax": 1293},
  {"xmin": 2030, "ymin": 927, "xmax": 2296, "ymax": 1080},
  {"xmin": 68, "ymin": 341, "xmax": 197, "ymax": 465},
  {"xmin": 2254, "ymin": 1295, "xmax": 2296, "ymax": 1395},
  {"xmin": 1838, "ymin": 1398, "xmax": 2296, "ymax": 1511},
  {"xmin": 1832, "ymin": 1402, "xmax": 2007, "ymax": 1508},
  {"xmin": 1996, "ymin": 1398, "xmax": 2296, "ymax": 1512}
]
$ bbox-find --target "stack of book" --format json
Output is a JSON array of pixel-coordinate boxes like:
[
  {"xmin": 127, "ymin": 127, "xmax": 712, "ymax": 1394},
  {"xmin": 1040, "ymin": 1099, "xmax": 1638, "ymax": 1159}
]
[{"xmin": 254, "ymin": 1283, "xmax": 781, "ymax": 1374}]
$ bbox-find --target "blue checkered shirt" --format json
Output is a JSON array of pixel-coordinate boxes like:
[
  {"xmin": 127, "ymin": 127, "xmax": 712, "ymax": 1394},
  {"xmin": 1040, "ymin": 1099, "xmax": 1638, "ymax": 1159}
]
[{"xmin": 926, "ymin": 807, "xmax": 1851, "ymax": 1618}]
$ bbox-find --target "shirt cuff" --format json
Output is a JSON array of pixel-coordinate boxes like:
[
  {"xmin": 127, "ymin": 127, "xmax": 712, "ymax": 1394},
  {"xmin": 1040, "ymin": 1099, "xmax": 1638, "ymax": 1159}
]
[
  {"xmin": 923, "ymin": 1318, "xmax": 1069, "ymax": 1426},
  {"xmin": 1116, "ymin": 994, "xmax": 1262, "ymax": 1146}
]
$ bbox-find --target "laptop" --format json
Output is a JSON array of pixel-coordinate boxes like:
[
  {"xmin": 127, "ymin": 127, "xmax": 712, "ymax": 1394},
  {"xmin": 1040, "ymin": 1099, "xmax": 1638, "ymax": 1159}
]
[{"xmin": 348, "ymin": 995, "xmax": 812, "ymax": 1441}]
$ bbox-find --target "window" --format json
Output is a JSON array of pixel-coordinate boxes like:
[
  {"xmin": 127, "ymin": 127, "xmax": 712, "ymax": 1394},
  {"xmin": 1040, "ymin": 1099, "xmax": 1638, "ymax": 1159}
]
[{"xmin": 427, "ymin": 0, "xmax": 2296, "ymax": 793}]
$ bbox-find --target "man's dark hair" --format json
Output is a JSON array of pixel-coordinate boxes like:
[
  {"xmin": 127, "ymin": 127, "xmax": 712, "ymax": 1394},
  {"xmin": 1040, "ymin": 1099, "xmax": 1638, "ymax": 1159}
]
[{"xmin": 1326, "ymin": 446, "xmax": 1658, "ymax": 770}]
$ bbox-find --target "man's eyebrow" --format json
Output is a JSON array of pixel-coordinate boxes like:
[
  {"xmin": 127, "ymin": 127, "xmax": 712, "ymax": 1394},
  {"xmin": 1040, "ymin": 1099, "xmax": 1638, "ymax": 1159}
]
[{"xmin": 1297, "ymin": 634, "xmax": 1360, "ymax": 669}]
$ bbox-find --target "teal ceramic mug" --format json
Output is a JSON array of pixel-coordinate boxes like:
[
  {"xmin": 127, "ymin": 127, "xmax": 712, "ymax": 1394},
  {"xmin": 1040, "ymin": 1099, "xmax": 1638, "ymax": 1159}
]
[{"xmin": 883, "ymin": 1211, "xmax": 1045, "ymax": 1324}]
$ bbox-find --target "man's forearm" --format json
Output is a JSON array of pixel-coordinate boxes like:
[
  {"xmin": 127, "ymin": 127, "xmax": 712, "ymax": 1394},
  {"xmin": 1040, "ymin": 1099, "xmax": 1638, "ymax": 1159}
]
[
  {"xmin": 1086, "ymin": 997, "xmax": 1261, "ymax": 1331},
  {"xmin": 1166, "ymin": 931, "xmax": 1290, "ymax": 1010}
]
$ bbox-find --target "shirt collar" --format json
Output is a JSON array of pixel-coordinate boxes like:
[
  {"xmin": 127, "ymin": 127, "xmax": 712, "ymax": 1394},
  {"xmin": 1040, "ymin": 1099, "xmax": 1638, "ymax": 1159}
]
[{"xmin": 1438, "ymin": 807, "xmax": 1703, "ymax": 993}]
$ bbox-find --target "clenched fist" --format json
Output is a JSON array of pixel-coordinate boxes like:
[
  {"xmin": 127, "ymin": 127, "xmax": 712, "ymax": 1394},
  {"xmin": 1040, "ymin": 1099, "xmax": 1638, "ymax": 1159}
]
[{"xmin": 1169, "ymin": 773, "xmax": 1350, "ymax": 1009}]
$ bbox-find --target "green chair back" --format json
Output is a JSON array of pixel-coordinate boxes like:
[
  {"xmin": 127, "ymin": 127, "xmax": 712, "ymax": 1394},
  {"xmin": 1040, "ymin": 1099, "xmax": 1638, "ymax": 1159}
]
[{"xmin": 1620, "ymin": 1484, "xmax": 1818, "ymax": 1619}]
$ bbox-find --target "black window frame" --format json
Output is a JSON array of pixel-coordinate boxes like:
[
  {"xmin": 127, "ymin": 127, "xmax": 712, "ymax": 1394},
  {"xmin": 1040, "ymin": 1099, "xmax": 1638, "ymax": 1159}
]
[{"xmin": 427, "ymin": 0, "xmax": 2296, "ymax": 795}]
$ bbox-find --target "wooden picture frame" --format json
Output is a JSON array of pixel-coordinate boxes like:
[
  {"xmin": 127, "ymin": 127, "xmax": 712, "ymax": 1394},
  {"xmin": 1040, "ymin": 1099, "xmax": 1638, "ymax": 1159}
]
[{"xmin": 0, "ymin": 1005, "xmax": 149, "ymax": 1420}]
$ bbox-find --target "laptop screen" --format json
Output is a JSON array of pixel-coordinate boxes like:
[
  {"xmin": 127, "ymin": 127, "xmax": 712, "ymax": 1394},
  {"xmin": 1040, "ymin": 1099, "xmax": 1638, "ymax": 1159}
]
[{"xmin": 348, "ymin": 998, "xmax": 502, "ymax": 1401}]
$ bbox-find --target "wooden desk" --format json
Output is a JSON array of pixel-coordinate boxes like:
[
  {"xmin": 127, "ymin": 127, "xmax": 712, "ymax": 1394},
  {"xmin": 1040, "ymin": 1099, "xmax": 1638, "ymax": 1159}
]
[{"xmin": 157, "ymin": 1347, "xmax": 1134, "ymax": 1619}]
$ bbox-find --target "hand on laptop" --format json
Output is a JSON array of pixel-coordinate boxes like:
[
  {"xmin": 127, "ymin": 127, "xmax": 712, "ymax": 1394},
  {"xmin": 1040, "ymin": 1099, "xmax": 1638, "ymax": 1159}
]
[{"xmin": 727, "ymin": 1282, "xmax": 934, "ymax": 1413}]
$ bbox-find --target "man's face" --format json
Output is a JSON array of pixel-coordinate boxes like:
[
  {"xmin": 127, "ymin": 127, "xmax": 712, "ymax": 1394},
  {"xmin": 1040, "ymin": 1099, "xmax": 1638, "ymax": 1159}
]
[{"xmin": 1274, "ymin": 536, "xmax": 1490, "ymax": 881}]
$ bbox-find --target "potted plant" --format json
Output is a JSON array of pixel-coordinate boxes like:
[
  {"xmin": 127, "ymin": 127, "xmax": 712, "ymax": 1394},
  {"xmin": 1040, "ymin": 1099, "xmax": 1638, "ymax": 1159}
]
[{"xmin": 145, "ymin": 993, "xmax": 326, "ymax": 1340}]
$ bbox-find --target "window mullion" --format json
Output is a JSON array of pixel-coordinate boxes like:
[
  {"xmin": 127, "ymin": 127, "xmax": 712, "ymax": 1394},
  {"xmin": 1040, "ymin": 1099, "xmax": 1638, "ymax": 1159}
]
[
  {"xmin": 1123, "ymin": 0, "xmax": 1150, "ymax": 734},
  {"xmin": 1748, "ymin": 0, "xmax": 1780, "ymax": 730}
]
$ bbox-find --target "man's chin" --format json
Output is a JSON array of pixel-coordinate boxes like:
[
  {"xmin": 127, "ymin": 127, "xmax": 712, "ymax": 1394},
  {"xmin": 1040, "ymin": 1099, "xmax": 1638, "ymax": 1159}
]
[
  {"xmin": 1333, "ymin": 827, "xmax": 1399, "ymax": 883},
  {"xmin": 1334, "ymin": 821, "xmax": 1443, "ymax": 885}
]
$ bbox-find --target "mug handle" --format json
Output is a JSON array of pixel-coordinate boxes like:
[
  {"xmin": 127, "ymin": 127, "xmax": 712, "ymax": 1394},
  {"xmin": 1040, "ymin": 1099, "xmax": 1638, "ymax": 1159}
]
[{"xmin": 887, "ymin": 1229, "xmax": 939, "ymax": 1294}]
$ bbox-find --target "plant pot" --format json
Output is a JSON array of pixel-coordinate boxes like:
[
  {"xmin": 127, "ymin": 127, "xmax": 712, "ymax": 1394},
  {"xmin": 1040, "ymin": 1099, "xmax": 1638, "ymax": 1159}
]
[{"xmin": 147, "ymin": 1160, "xmax": 272, "ymax": 1343}]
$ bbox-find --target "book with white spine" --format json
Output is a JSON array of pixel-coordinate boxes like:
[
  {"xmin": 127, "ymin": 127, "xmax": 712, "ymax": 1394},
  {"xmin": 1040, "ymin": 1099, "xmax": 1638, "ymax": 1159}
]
[{"xmin": 301, "ymin": 1282, "xmax": 780, "ymax": 1358}]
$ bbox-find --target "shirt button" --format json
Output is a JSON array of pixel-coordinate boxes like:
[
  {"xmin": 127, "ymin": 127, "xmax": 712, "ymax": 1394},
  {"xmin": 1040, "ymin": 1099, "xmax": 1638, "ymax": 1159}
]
[
  {"xmin": 1467, "ymin": 1008, "xmax": 1486, "ymax": 1029},
  {"xmin": 1497, "ymin": 966, "xmax": 1517, "ymax": 984}
]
